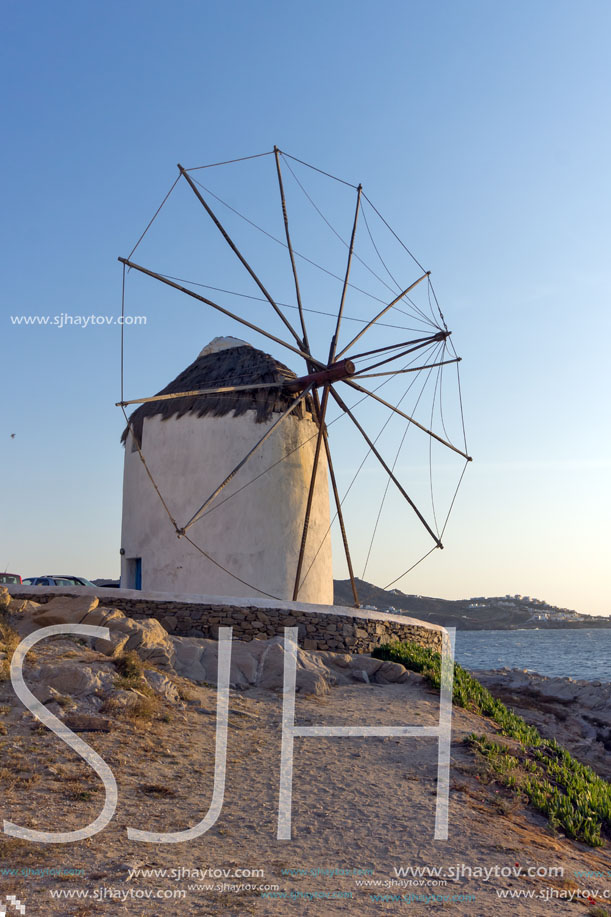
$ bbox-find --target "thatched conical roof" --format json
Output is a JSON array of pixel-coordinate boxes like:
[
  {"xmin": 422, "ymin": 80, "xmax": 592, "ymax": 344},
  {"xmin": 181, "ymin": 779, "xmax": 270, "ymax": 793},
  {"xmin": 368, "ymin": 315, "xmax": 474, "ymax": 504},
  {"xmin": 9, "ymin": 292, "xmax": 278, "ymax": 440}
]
[{"xmin": 121, "ymin": 342, "xmax": 316, "ymax": 446}]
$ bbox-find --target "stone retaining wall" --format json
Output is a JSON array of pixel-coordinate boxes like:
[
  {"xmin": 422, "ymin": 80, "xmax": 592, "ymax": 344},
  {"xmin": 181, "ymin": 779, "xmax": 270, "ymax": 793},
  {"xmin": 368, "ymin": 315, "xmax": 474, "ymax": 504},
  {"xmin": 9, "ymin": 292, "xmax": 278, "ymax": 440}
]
[{"xmin": 11, "ymin": 588, "xmax": 443, "ymax": 655}]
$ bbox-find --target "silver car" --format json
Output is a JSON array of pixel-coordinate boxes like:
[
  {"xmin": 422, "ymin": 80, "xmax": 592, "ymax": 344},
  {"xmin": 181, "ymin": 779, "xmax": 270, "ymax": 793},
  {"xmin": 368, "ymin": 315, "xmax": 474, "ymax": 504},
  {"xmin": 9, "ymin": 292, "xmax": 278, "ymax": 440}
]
[{"xmin": 21, "ymin": 575, "xmax": 97, "ymax": 587}]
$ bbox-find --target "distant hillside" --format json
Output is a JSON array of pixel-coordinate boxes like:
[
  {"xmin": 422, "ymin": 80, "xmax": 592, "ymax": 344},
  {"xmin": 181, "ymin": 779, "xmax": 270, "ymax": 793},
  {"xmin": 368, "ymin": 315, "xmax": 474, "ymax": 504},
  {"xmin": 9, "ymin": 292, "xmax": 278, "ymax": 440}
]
[{"xmin": 333, "ymin": 578, "xmax": 611, "ymax": 630}]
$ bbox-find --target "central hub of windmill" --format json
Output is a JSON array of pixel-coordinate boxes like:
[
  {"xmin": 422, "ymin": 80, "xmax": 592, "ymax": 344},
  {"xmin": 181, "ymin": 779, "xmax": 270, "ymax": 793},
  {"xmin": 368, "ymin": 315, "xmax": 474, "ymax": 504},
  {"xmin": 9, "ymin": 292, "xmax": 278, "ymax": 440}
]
[{"xmin": 286, "ymin": 358, "xmax": 356, "ymax": 393}]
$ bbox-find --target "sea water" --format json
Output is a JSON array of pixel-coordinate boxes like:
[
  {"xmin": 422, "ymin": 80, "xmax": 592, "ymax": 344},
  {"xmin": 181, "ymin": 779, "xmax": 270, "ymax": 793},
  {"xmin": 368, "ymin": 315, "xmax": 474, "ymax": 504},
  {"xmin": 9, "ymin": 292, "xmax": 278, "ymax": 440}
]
[{"xmin": 454, "ymin": 628, "xmax": 611, "ymax": 682}]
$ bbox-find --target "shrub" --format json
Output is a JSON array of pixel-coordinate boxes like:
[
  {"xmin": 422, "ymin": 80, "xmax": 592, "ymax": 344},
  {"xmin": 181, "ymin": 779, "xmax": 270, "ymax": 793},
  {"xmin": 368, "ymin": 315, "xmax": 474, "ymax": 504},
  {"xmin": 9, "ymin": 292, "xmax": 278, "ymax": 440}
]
[
  {"xmin": 373, "ymin": 640, "xmax": 611, "ymax": 847},
  {"xmin": 114, "ymin": 651, "xmax": 143, "ymax": 681}
]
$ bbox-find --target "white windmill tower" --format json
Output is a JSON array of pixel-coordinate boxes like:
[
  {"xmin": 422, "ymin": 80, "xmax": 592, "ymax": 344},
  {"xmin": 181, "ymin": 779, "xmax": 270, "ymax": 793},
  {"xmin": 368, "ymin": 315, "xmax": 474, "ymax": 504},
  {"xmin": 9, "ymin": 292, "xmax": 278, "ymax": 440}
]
[
  {"xmin": 120, "ymin": 335, "xmax": 334, "ymax": 602},
  {"xmin": 117, "ymin": 149, "xmax": 471, "ymax": 606}
]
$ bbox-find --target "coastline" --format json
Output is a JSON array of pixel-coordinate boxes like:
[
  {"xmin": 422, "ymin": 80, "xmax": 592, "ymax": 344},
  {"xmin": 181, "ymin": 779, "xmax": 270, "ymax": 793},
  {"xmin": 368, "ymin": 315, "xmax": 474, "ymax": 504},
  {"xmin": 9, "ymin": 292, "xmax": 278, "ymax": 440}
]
[
  {"xmin": 2, "ymin": 590, "xmax": 610, "ymax": 915},
  {"xmin": 455, "ymin": 627, "xmax": 611, "ymax": 682},
  {"xmin": 469, "ymin": 667, "xmax": 611, "ymax": 781}
]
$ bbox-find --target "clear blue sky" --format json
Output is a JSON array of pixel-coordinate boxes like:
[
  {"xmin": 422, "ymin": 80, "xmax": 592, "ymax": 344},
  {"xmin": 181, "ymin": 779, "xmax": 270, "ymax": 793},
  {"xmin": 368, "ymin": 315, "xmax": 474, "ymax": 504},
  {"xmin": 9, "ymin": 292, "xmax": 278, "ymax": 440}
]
[{"xmin": 2, "ymin": 0, "xmax": 609, "ymax": 615}]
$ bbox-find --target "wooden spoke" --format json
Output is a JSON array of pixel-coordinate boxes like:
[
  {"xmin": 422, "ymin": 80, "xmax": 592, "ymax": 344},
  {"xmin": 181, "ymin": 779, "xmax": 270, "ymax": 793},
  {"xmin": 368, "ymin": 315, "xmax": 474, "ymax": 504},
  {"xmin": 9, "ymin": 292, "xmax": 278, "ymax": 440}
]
[
  {"xmin": 350, "ymin": 332, "xmax": 446, "ymax": 362},
  {"xmin": 351, "ymin": 337, "xmax": 446, "ymax": 377},
  {"xmin": 343, "ymin": 377, "xmax": 472, "ymax": 462},
  {"xmin": 308, "ymin": 387, "xmax": 360, "ymax": 607},
  {"xmin": 178, "ymin": 165, "xmax": 305, "ymax": 350},
  {"xmin": 274, "ymin": 147, "xmax": 310, "ymax": 353},
  {"xmin": 355, "ymin": 357, "xmax": 461, "ymax": 379},
  {"xmin": 118, "ymin": 152, "xmax": 471, "ymax": 601},
  {"xmin": 117, "ymin": 382, "xmax": 286, "ymax": 408},
  {"xmin": 335, "ymin": 270, "xmax": 431, "ymax": 359},
  {"xmin": 330, "ymin": 387, "xmax": 443, "ymax": 549},
  {"xmin": 329, "ymin": 184, "xmax": 362, "ymax": 363},
  {"xmin": 321, "ymin": 426, "xmax": 359, "ymax": 607},
  {"xmin": 118, "ymin": 257, "xmax": 326, "ymax": 371},
  {"xmin": 183, "ymin": 384, "xmax": 315, "ymax": 534},
  {"xmin": 292, "ymin": 384, "xmax": 332, "ymax": 600}
]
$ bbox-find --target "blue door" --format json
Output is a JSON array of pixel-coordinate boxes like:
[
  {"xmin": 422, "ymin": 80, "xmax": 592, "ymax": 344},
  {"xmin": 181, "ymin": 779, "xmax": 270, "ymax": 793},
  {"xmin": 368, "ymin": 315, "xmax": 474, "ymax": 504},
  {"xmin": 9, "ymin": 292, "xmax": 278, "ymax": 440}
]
[{"xmin": 134, "ymin": 558, "xmax": 142, "ymax": 590}]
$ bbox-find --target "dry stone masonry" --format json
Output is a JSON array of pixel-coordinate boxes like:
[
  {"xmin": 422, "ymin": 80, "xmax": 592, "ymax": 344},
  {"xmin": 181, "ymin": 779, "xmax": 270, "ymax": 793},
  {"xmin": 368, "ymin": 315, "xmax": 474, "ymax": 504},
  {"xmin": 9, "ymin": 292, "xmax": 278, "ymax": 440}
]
[{"xmin": 10, "ymin": 587, "xmax": 443, "ymax": 655}]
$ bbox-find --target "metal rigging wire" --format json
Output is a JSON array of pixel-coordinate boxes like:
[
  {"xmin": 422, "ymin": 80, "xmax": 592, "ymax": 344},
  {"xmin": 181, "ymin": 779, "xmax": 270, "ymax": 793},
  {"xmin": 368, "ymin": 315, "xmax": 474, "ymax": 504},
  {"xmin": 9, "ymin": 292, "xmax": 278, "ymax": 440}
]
[
  {"xmin": 119, "ymin": 150, "xmax": 470, "ymax": 599},
  {"xmin": 278, "ymin": 149, "xmax": 359, "ymax": 189},
  {"xmin": 361, "ymin": 190, "xmax": 427, "ymax": 274},
  {"xmin": 428, "ymin": 360, "xmax": 444, "ymax": 539},
  {"xmin": 384, "ymin": 455, "xmax": 470, "ymax": 592},
  {"xmin": 193, "ymin": 341, "xmax": 441, "ymax": 522},
  {"xmin": 189, "ymin": 175, "xmax": 435, "ymax": 318},
  {"xmin": 156, "ymin": 272, "xmax": 431, "ymax": 334},
  {"xmin": 127, "ymin": 175, "xmax": 181, "ymax": 261},
  {"xmin": 281, "ymin": 153, "xmax": 408, "ymax": 303},
  {"xmin": 361, "ymin": 344, "xmax": 445, "ymax": 581},
  {"xmin": 184, "ymin": 150, "xmax": 275, "ymax": 171},
  {"xmin": 360, "ymin": 200, "xmax": 439, "ymax": 328},
  {"xmin": 299, "ymin": 342, "xmax": 445, "ymax": 590}
]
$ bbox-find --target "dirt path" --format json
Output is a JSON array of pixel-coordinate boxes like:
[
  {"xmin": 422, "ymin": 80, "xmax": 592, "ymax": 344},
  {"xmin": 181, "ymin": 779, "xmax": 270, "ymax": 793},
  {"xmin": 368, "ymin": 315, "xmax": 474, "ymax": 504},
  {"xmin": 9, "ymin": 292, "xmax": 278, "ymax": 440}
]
[{"xmin": 2, "ymin": 659, "xmax": 610, "ymax": 916}]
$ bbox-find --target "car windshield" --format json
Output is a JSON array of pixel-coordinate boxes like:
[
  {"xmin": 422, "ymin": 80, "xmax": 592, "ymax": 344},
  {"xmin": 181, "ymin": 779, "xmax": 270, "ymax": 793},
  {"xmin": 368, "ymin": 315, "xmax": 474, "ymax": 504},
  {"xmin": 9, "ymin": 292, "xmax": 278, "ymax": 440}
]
[
  {"xmin": 51, "ymin": 576, "xmax": 96, "ymax": 587},
  {"xmin": 0, "ymin": 574, "xmax": 20, "ymax": 584}
]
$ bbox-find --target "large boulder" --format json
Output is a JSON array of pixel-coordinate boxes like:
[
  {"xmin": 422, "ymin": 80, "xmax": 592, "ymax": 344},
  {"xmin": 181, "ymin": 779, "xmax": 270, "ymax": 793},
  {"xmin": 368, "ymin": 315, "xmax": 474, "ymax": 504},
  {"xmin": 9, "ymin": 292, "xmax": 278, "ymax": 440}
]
[
  {"xmin": 17, "ymin": 595, "xmax": 174, "ymax": 669},
  {"xmin": 256, "ymin": 639, "xmax": 331, "ymax": 695},
  {"xmin": 110, "ymin": 617, "xmax": 174, "ymax": 668},
  {"xmin": 32, "ymin": 595, "xmax": 100, "ymax": 626},
  {"xmin": 1, "ymin": 589, "xmax": 42, "ymax": 620},
  {"xmin": 172, "ymin": 634, "xmax": 409, "ymax": 695},
  {"xmin": 35, "ymin": 663, "xmax": 113, "ymax": 699}
]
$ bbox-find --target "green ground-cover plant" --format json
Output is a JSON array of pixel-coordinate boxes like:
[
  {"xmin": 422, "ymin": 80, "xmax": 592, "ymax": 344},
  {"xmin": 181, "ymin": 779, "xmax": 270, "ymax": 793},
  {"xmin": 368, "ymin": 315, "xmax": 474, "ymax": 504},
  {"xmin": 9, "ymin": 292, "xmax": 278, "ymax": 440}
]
[
  {"xmin": 465, "ymin": 734, "xmax": 607, "ymax": 847},
  {"xmin": 373, "ymin": 640, "xmax": 611, "ymax": 847}
]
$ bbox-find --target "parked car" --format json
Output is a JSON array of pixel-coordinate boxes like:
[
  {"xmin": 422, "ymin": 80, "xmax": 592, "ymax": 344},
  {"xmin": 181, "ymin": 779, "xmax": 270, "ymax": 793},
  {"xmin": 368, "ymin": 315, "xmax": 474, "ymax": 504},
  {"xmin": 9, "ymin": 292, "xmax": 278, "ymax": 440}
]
[
  {"xmin": 0, "ymin": 573, "xmax": 22, "ymax": 585},
  {"xmin": 21, "ymin": 575, "xmax": 97, "ymax": 587}
]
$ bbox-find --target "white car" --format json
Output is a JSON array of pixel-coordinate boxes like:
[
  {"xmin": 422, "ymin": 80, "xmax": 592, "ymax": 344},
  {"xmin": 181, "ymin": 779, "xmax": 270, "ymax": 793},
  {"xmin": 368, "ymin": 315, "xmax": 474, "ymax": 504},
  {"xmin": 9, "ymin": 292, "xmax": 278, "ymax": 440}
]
[{"xmin": 21, "ymin": 575, "xmax": 97, "ymax": 587}]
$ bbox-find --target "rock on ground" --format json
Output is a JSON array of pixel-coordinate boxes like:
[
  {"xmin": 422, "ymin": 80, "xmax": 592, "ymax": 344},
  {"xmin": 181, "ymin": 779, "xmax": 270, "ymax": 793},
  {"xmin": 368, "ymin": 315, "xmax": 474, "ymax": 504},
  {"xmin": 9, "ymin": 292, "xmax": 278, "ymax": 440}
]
[{"xmin": 473, "ymin": 667, "xmax": 611, "ymax": 779}]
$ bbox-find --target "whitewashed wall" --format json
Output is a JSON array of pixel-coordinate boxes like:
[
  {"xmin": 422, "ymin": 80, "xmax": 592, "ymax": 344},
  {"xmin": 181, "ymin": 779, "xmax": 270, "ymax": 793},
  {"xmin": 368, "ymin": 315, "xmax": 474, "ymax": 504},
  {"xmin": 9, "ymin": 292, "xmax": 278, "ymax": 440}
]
[{"xmin": 120, "ymin": 409, "xmax": 333, "ymax": 603}]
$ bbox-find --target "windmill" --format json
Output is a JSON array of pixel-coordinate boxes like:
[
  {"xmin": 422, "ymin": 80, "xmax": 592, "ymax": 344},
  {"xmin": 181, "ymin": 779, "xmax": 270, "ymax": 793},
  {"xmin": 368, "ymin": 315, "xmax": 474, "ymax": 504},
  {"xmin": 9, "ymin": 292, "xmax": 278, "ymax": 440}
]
[{"xmin": 117, "ymin": 149, "xmax": 471, "ymax": 605}]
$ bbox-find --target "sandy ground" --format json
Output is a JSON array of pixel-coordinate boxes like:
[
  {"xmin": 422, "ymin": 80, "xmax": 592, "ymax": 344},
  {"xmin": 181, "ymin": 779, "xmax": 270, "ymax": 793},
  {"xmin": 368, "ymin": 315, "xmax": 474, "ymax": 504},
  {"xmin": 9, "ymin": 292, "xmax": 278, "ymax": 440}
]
[{"xmin": 1, "ymin": 643, "xmax": 610, "ymax": 917}]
